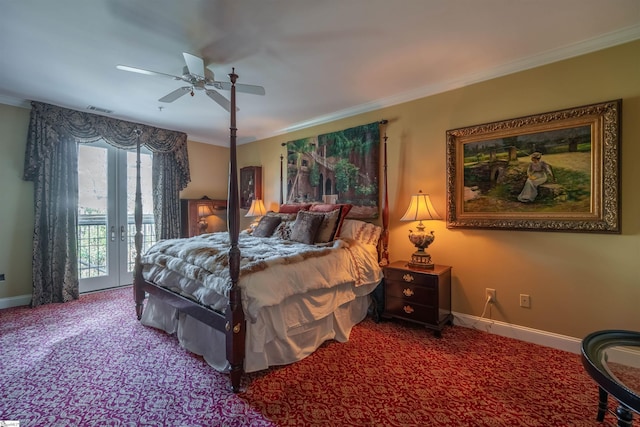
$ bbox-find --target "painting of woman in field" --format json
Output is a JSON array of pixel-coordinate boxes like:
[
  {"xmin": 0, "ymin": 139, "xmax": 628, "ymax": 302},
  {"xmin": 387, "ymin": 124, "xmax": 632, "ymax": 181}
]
[
  {"xmin": 517, "ymin": 152, "xmax": 555, "ymax": 203},
  {"xmin": 446, "ymin": 100, "xmax": 620, "ymax": 233},
  {"xmin": 461, "ymin": 125, "xmax": 591, "ymax": 214}
]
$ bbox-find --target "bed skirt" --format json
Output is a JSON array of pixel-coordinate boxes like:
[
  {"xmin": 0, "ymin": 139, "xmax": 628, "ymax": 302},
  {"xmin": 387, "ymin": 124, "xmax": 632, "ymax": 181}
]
[{"xmin": 140, "ymin": 281, "xmax": 378, "ymax": 373}]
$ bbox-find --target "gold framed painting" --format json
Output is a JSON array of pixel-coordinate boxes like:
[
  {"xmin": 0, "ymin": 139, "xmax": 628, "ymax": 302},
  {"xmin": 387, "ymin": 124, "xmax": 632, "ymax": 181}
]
[{"xmin": 445, "ymin": 100, "xmax": 621, "ymax": 233}]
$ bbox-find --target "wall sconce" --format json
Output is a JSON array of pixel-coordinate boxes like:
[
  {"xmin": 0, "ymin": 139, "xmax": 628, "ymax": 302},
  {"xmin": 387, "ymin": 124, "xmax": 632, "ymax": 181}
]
[
  {"xmin": 400, "ymin": 190, "xmax": 442, "ymax": 269},
  {"xmin": 198, "ymin": 204, "xmax": 213, "ymax": 234}
]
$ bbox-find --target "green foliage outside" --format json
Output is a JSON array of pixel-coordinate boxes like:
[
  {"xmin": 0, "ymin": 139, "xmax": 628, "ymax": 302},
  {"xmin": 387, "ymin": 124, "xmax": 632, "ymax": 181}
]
[{"xmin": 78, "ymin": 223, "xmax": 107, "ymax": 278}]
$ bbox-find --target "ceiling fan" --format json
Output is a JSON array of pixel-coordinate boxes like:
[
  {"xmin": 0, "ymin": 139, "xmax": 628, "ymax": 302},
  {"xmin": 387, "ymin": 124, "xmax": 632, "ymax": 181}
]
[{"xmin": 116, "ymin": 52, "xmax": 265, "ymax": 112}]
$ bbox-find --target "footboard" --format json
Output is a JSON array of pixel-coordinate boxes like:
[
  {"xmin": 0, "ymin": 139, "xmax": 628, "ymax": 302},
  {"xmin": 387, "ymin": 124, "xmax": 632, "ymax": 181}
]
[{"xmin": 133, "ymin": 278, "xmax": 245, "ymax": 392}]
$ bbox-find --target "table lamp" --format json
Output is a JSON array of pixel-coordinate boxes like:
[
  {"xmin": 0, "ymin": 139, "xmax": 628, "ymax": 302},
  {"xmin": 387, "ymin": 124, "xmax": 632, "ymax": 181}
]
[
  {"xmin": 400, "ymin": 190, "xmax": 441, "ymax": 269},
  {"xmin": 198, "ymin": 204, "xmax": 213, "ymax": 234},
  {"xmin": 245, "ymin": 199, "xmax": 267, "ymax": 231}
]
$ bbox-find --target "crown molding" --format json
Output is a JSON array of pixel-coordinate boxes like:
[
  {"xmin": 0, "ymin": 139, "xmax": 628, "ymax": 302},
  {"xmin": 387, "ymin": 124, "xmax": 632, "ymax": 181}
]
[
  {"xmin": 0, "ymin": 94, "xmax": 31, "ymax": 109},
  {"xmin": 281, "ymin": 24, "xmax": 640, "ymax": 134}
]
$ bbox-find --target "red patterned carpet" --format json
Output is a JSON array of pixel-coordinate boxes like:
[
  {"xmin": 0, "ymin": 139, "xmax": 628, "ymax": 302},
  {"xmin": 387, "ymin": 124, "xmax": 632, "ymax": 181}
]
[{"xmin": 0, "ymin": 287, "xmax": 618, "ymax": 426}]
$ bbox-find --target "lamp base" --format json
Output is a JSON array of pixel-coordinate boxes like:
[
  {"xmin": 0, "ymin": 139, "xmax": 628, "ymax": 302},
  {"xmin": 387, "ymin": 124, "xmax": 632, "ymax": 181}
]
[
  {"xmin": 198, "ymin": 218, "xmax": 208, "ymax": 234},
  {"xmin": 407, "ymin": 250, "xmax": 434, "ymax": 270}
]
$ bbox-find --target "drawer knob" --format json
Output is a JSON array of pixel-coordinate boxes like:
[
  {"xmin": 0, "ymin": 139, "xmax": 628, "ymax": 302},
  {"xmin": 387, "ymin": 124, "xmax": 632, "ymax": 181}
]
[
  {"xmin": 402, "ymin": 273, "xmax": 415, "ymax": 283},
  {"xmin": 403, "ymin": 305, "xmax": 414, "ymax": 314},
  {"xmin": 403, "ymin": 288, "xmax": 414, "ymax": 297}
]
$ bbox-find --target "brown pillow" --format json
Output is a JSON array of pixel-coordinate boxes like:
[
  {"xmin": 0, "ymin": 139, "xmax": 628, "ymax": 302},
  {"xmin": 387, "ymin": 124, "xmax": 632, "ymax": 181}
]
[
  {"xmin": 252, "ymin": 215, "xmax": 282, "ymax": 238},
  {"xmin": 309, "ymin": 203, "xmax": 353, "ymax": 237},
  {"xmin": 311, "ymin": 209, "xmax": 341, "ymax": 243},
  {"xmin": 289, "ymin": 211, "xmax": 324, "ymax": 245}
]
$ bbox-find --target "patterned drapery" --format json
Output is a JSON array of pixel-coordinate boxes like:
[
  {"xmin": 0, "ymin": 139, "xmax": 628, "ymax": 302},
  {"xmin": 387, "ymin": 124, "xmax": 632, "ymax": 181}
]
[{"xmin": 24, "ymin": 101, "xmax": 190, "ymax": 306}]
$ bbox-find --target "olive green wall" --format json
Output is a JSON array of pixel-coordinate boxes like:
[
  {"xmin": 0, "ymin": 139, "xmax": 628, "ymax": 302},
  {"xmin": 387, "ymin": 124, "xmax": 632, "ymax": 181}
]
[
  {"xmin": 0, "ymin": 104, "xmax": 32, "ymax": 304},
  {"xmin": 238, "ymin": 40, "xmax": 640, "ymax": 339}
]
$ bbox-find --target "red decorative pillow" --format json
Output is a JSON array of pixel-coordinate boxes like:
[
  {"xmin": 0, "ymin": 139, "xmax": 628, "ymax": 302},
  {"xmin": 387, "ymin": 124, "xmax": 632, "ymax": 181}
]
[
  {"xmin": 309, "ymin": 204, "xmax": 353, "ymax": 237},
  {"xmin": 278, "ymin": 203, "xmax": 312, "ymax": 214}
]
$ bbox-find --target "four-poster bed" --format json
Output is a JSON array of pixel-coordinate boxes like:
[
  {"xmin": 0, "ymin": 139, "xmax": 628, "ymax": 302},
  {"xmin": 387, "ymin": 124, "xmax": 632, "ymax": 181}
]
[{"xmin": 133, "ymin": 70, "xmax": 390, "ymax": 392}]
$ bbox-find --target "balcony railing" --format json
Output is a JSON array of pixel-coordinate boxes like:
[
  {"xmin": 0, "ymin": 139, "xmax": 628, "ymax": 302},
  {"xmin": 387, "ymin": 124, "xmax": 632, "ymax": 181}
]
[{"xmin": 78, "ymin": 214, "xmax": 156, "ymax": 279}]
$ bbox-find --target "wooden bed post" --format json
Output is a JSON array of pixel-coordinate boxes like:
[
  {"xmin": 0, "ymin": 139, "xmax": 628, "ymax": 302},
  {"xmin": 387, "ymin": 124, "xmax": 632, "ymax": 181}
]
[
  {"xmin": 380, "ymin": 120, "xmax": 390, "ymax": 266},
  {"xmin": 280, "ymin": 154, "xmax": 284, "ymax": 205},
  {"xmin": 280, "ymin": 142, "xmax": 287, "ymax": 205},
  {"xmin": 226, "ymin": 69, "xmax": 246, "ymax": 393},
  {"xmin": 133, "ymin": 130, "xmax": 145, "ymax": 319}
]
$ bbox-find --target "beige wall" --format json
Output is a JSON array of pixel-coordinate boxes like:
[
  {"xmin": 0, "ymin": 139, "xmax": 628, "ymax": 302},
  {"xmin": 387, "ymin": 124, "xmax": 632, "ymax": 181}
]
[
  {"xmin": 180, "ymin": 140, "xmax": 233, "ymax": 232},
  {"xmin": 239, "ymin": 40, "xmax": 640, "ymax": 339},
  {"xmin": 180, "ymin": 141, "xmax": 229, "ymax": 200},
  {"xmin": 1, "ymin": 41, "xmax": 638, "ymax": 339}
]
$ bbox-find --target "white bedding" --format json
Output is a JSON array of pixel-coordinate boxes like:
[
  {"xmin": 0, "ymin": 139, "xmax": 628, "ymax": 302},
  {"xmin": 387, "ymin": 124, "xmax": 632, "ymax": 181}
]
[
  {"xmin": 140, "ymin": 219, "xmax": 384, "ymax": 372},
  {"xmin": 141, "ymin": 219, "xmax": 383, "ymax": 321},
  {"xmin": 143, "ymin": 280, "xmax": 378, "ymax": 372}
]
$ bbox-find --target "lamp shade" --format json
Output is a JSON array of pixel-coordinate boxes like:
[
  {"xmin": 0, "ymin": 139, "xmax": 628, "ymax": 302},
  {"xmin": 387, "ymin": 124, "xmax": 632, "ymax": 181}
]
[
  {"xmin": 400, "ymin": 191, "xmax": 441, "ymax": 222},
  {"xmin": 245, "ymin": 199, "xmax": 267, "ymax": 217},
  {"xmin": 198, "ymin": 204, "xmax": 213, "ymax": 218}
]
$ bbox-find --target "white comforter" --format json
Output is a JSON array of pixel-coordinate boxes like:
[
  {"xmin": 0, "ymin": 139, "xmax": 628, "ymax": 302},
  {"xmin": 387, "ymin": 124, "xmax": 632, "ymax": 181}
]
[{"xmin": 141, "ymin": 230, "xmax": 382, "ymax": 322}]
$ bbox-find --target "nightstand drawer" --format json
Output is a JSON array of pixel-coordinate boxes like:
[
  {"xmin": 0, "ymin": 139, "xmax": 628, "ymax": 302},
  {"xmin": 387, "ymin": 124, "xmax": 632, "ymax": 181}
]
[
  {"xmin": 382, "ymin": 262, "xmax": 452, "ymax": 336},
  {"xmin": 384, "ymin": 296, "xmax": 437, "ymax": 325},
  {"xmin": 385, "ymin": 280, "xmax": 436, "ymax": 304},
  {"xmin": 384, "ymin": 267, "xmax": 437, "ymax": 287}
]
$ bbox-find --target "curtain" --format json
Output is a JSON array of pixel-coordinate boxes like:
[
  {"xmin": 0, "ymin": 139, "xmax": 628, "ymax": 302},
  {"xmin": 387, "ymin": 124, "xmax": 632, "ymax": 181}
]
[{"xmin": 23, "ymin": 102, "xmax": 190, "ymax": 307}]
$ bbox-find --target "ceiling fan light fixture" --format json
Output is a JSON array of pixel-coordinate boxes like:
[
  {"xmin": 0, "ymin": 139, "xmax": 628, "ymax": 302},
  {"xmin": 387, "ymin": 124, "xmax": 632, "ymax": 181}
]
[{"xmin": 117, "ymin": 52, "xmax": 265, "ymax": 112}]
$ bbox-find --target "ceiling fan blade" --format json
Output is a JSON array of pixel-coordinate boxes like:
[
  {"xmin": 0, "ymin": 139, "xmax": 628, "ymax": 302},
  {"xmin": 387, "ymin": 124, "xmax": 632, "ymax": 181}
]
[
  {"xmin": 158, "ymin": 87, "xmax": 191, "ymax": 103},
  {"xmin": 116, "ymin": 64, "xmax": 180, "ymax": 80},
  {"xmin": 205, "ymin": 89, "xmax": 237, "ymax": 112},
  {"xmin": 213, "ymin": 81, "xmax": 266, "ymax": 96},
  {"xmin": 183, "ymin": 52, "xmax": 206, "ymax": 78}
]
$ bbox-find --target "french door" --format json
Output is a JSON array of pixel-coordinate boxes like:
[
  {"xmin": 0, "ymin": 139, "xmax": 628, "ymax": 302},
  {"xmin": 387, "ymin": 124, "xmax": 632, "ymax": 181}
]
[{"xmin": 77, "ymin": 141, "xmax": 156, "ymax": 293}]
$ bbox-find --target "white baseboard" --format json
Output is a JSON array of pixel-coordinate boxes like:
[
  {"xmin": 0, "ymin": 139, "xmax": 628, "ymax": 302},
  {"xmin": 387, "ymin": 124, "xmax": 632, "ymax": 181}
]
[
  {"xmin": 452, "ymin": 311, "xmax": 582, "ymax": 355},
  {"xmin": 0, "ymin": 294, "xmax": 31, "ymax": 310}
]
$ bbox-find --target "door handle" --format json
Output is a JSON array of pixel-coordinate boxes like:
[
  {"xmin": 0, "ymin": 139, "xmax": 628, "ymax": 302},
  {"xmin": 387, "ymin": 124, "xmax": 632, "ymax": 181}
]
[
  {"xmin": 120, "ymin": 225, "xmax": 126, "ymax": 241},
  {"xmin": 110, "ymin": 226, "xmax": 115, "ymax": 242}
]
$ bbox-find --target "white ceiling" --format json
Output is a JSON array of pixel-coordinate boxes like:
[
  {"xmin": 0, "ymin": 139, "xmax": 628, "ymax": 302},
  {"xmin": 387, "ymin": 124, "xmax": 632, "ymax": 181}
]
[{"xmin": 1, "ymin": 0, "xmax": 639, "ymax": 146}]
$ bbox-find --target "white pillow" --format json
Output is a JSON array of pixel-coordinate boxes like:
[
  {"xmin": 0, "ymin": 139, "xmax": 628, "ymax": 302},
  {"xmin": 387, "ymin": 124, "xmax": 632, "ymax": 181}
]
[{"xmin": 339, "ymin": 219, "xmax": 382, "ymax": 246}]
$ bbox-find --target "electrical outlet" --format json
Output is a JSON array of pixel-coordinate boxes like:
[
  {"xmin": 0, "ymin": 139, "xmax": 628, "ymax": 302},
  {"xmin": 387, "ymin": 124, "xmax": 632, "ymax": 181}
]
[
  {"xmin": 485, "ymin": 288, "xmax": 496, "ymax": 303},
  {"xmin": 520, "ymin": 294, "xmax": 531, "ymax": 308}
]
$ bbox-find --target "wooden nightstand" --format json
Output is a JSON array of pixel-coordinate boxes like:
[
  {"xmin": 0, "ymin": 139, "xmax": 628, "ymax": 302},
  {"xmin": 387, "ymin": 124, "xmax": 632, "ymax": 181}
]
[{"xmin": 382, "ymin": 261, "xmax": 453, "ymax": 337}]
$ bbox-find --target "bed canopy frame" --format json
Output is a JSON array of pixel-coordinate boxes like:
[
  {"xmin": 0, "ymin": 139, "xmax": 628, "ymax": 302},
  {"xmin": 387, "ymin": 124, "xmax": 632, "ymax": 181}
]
[{"xmin": 133, "ymin": 70, "xmax": 389, "ymax": 392}]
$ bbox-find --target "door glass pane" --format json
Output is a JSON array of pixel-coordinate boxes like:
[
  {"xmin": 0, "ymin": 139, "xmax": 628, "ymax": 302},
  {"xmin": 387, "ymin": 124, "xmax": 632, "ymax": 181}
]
[
  {"xmin": 126, "ymin": 150, "xmax": 156, "ymax": 272},
  {"xmin": 78, "ymin": 144, "xmax": 108, "ymax": 278}
]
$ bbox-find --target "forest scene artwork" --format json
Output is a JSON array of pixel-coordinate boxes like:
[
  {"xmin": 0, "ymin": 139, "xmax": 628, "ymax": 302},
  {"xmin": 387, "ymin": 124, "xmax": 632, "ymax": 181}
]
[
  {"xmin": 446, "ymin": 100, "xmax": 621, "ymax": 233},
  {"xmin": 286, "ymin": 122, "xmax": 380, "ymax": 219}
]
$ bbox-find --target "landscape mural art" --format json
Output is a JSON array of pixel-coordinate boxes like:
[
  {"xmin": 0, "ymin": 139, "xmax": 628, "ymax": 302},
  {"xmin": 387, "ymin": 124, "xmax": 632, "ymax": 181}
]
[{"xmin": 286, "ymin": 122, "xmax": 381, "ymax": 219}]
